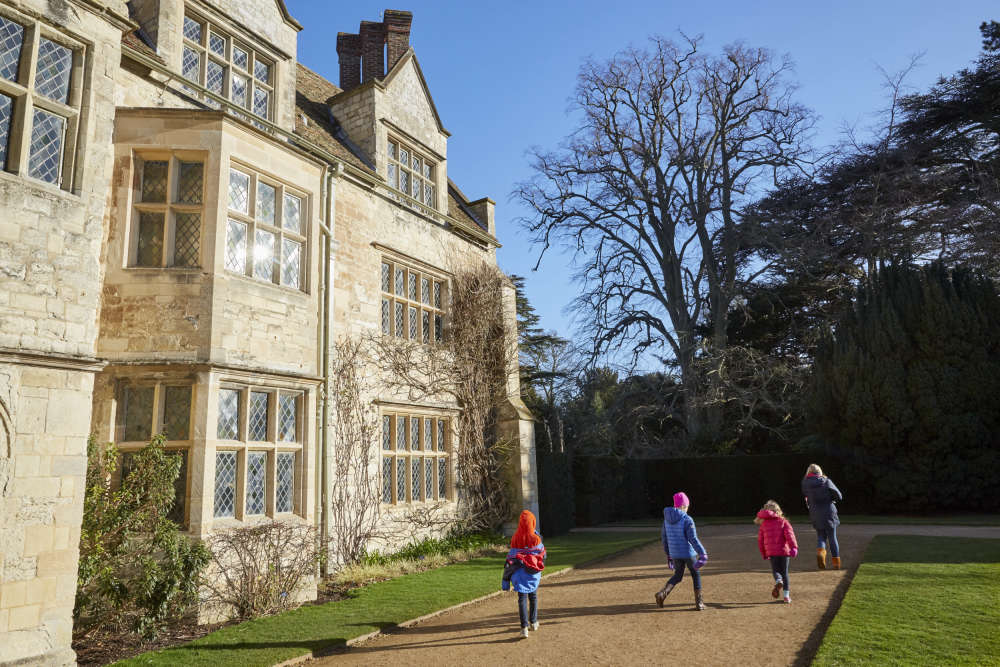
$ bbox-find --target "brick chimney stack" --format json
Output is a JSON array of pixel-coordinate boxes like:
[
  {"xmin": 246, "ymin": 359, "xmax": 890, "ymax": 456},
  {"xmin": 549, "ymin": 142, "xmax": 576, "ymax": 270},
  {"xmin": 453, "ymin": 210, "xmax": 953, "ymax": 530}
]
[
  {"xmin": 384, "ymin": 10, "xmax": 413, "ymax": 71},
  {"xmin": 360, "ymin": 20, "xmax": 386, "ymax": 83},
  {"xmin": 336, "ymin": 32, "xmax": 362, "ymax": 91}
]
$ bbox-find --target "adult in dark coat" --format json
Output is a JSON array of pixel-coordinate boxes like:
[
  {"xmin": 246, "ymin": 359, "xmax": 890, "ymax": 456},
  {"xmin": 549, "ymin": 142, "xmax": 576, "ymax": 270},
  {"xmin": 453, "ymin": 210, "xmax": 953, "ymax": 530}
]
[{"xmin": 801, "ymin": 463, "xmax": 843, "ymax": 570}]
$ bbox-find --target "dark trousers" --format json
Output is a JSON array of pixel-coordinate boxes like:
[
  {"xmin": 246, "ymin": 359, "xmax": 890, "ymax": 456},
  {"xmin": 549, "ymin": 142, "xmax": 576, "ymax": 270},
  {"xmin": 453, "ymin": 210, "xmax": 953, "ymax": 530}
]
[
  {"xmin": 517, "ymin": 591, "xmax": 538, "ymax": 627},
  {"xmin": 667, "ymin": 558, "xmax": 702, "ymax": 591},
  {"xmin": 770, "ymin": 555, "xmax": 790, "ymax": 592},
  {"xmin": 816, "ymin": 525, "xmax": 840, "ymax": 557}
]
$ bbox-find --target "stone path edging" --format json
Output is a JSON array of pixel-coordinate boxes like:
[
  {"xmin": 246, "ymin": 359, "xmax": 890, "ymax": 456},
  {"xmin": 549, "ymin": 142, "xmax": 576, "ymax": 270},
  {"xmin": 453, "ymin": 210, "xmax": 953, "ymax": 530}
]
[{"xmin": 272, "ymin": 538, "xmax": 658, "ymax": 667}]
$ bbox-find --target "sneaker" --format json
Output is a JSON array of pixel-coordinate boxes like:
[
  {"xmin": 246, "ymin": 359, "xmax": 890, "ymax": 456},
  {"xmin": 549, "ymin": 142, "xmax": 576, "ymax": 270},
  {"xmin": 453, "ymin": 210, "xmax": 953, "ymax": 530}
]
[
  {"xmin": 771, "ymin": 582, "xmax": 782, "ymax": 599},
  {"xmin": 521, "ymin": 627, "xmax": 529, "ymax": 638},
  {"xmin": 783, "ymin": 595, "xmax": 791, "ymax": 604},
  {"xmin": 531, "ymin": 622, "xmax": 539, "ymax": 631}
]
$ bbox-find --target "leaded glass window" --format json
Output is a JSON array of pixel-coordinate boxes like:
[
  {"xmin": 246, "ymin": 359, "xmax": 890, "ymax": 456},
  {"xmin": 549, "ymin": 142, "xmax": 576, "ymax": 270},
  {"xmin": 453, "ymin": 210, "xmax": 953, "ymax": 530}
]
[
  {"xmin": 381, "ymin": 412, "xmax": 452, "ymax": 504},
  {"xmin": 425, "ymin": 458, "xmax": 433, "ymax": 500},
  {"xmin": 122, "ymin": 386, "xmax": 154, "ymax": 442},
  {"xmin": 386, "ymin": 138, "xmax": 436, "ymax": 209},
  {"xmin": 214, "ymin": 451, "xmax": 237, "ymax": 518},
  {"xmin": 397, "ymin": 416, "xmax": 407, "ymax": 451},
  {"xmin": 437, "ymin": 419, "xmax": 445, "ymax": 451},
  {"xmin": 132, "ymin": 157, "xmax": 204, "ymax": 268},
  {"xmin": 438, "ymin": 458, "xmax": 447, "ymax": 498},
  {"xmin": 217, "ymin": 388, "xmax": 240, "ymax": 440},
  {"xmin": 411, "ymin": 416, "xmax": 420, "ymax": 451},
  {"xmin": 278, "ymin": 394, "xmax": 297, "ymax": 442},
  {"xmin": 382, "ymin": 416, "xmax": 391, "ymax": 450},
  {"xmin": 248, "ymin": 391, "xmax": 269, "ymax": 441},
  {"xmin": 0, "ymin": 93, "xmax": 12, "ymax": 170},
  {"xmin": 34, "ymin": 38, "xmax": 72, "ymax": 103},
  {"xmin": 276, "ymin": 452, "xmax": 294, "ymax": 512},
  {"xmin": 226, "ymin": 219, "xmax": 247, "ymax": 272},
  {"xmin": 411, "ymin": 459, "xmax": 421, "ymax": 501},
  {"xmin": 424, "ymin": 418, "xmax": 432, "ymax": 451},
  {"xmin": 182, "ymin": 14, "xmax": 273, "ymax": 121},
  {"xmin": 380, "ymin": 259, "xmax": 447, "ymax": 345},
  {"xmin": 0, "ymin": 15, "xmax": 24, "ymax": 82},
  {"xmin": 162, "ymin": 386, "xmax": 192, "ymax": 440},
  {"xmin": 27, "ymin": 107, "xmax": 64, "ymax": 184},
  {"xmin": 382, "ymin": 457, "xmax": 393, "ymax": 503},
  {"xmin": 226, "ymin": 166, "xmax": 307, "ymax": 289},
  {"xmin": 118, "ymin": 382, "xmax": 194, "ymax": 444},
  {"xmin": 396, "ymin": 457, "xmax": 406, "ymax": 503},
  {"xmin": 246, "ymin": 451, "xmax": 266, "ymax": 515}
]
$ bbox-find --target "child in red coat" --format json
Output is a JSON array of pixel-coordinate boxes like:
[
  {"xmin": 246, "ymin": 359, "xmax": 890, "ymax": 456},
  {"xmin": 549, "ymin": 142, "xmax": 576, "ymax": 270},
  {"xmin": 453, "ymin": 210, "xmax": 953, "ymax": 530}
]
[{"xmin": 755, "ymin": 500, "xmax": 798, "ymax": 604}]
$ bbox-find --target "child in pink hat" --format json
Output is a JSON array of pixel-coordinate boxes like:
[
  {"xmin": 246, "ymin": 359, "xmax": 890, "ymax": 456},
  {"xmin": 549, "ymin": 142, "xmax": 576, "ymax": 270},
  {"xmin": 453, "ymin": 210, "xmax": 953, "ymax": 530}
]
[{"xmin": 655, "ymin": 491, "xmax": 709, "ymax": 611}]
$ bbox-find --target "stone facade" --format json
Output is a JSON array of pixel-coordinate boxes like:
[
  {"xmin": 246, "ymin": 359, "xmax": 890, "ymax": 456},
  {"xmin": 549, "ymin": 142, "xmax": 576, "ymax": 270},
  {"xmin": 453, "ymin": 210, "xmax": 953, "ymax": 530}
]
[{"xmin": 0, "ymin": 2, "xmax": 536, "ymax": 663}]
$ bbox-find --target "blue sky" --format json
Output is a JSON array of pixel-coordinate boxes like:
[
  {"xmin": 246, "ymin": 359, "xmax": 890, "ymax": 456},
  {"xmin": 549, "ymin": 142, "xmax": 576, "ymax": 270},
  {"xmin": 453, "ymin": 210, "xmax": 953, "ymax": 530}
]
[{"xmin": 288, "ymin": 0, "xmax": 996, "ymax": 343}]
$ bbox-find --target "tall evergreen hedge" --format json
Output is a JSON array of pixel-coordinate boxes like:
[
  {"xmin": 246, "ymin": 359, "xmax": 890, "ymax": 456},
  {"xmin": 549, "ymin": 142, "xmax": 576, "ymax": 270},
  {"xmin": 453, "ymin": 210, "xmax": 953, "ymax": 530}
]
[{"xmin": 810, "ymin": 263, "xmax": 1000, "ymax": 511}]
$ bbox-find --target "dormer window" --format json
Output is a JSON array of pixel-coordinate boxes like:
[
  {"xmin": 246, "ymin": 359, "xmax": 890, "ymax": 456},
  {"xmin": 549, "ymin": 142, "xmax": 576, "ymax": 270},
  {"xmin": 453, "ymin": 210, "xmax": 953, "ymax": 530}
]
[
  {"xmin": 387, "ymin": 138, "xmax": 435, "ymax": 209},
  {"xmin": 181, "ymin": 14, "xmax": 273, "ymax": 121}
]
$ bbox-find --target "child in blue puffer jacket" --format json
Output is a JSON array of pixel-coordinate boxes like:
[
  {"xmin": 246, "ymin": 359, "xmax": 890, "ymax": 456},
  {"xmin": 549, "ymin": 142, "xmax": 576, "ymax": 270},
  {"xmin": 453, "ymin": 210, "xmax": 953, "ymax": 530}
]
[{"xmin": 655, "ymin": 492, "xmax": 708, "ymax": 611}]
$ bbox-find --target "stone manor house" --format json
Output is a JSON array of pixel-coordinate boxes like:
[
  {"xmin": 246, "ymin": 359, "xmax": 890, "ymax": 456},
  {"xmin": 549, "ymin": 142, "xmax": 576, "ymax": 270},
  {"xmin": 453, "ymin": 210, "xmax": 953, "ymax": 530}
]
[{"xmin": 0, "ymin": 1, "xmax": 537, "ymax": 664}]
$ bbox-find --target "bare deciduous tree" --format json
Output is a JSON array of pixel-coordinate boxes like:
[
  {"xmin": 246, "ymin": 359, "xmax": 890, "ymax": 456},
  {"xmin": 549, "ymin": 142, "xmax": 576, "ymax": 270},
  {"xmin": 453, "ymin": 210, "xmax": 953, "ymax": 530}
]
[{"xmin": 518, "ymin": 35, "xmax": 814, "ymax": 442}]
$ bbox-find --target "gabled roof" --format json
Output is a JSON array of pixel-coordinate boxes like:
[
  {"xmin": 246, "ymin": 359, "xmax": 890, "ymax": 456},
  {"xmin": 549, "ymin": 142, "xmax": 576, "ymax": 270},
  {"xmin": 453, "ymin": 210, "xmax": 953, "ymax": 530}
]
[
  {"xmin": 294, "ymin": 63, "xmax": 375, "ymax": 173},
  {"xmin": 382, "ymin": 49, "xmax": 449, "ymax": 137}
]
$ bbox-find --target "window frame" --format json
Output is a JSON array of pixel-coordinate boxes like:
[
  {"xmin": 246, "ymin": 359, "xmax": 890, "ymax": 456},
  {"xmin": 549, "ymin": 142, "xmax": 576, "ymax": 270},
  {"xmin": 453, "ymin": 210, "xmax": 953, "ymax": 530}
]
[
  {"xmin": 386, "ymin": 137, "xmax": 436, "ymax": 209},
  {"xmin": 181, "ymin": 12, "xmax": 274, "ymax": 122},
  {"xmin": 225, "ymin": 164, "xmax": 308, "ymax": 291},
  {"xmin": 0, "ymin": 7, "xmax": 84, "ymax": 190},
  {"xmin": 380, "ymin": 411, "xmax": 452, "ymax": 506},
  {"xmin": 214, "ymin": 383, "xmax": 305, "ymax": 520},
  {"xmin": 129, "ymin": 152, "xmax": 206, "ymax": 268},
  {"xmin": 380, "ymin": 257, "xmax": 447, "ymax": 344}
]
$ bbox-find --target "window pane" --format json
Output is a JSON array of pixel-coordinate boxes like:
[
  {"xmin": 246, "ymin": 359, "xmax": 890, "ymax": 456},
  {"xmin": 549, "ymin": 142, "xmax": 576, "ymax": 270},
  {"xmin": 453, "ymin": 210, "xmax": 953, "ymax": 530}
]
[
  {"xmin": 217, "ymin": 388, "xmax": 240, "ymax": 440},
  {"xmin": 437, "ymin": 420, "xmax": 445, "ymax": 451},
  {"xmin": 412, "ymin": 176, "xmax": 421, "ymax": 199},
  {"xmin": 256, "ymin": 181, "xmax": 275, "ymax": 223},
  {"xmin": 206, "ymin": 60, "xmax": 225, "ymax": 95},
  {"xmin": 162, "ymin": 386, "xmax": 192, "ymax": 440},
  {"xmin": 253, "ymin": 87, "xmax": 269, "ymax": 119},
  {"xmin": 233, "ymin": 45, "xmax": 248, "ymax": 70},
  {"xmin": 424, "ymin": 183, "xmax": 434, "ymax": 206},
  {"xmin": 399, "ymin": 170, "xmax": 409, "ymax": 195},
  {"xmin": 399, "ymin": 148, "xmax": 408, "ymax": 165},
  {"xmin": 381, "ymin": 262, "xmax": 391, "ymax": 292},
  {"xmin": 278, "ymin": 394, "xmax": 297, "ymax": 442},
  {"xmin": 0, "ymin": 93, "xmax": 11, "ymax": 170},
  {"xmin": 0, "ymin": 16, "xmax": 25, "ymax": 82},
  {"xmin": 174, "ymin": 213, "xmax": 201, "ymax": 267},
  {"xmin": 253, "ymin": 228, "xmax": 275, "ymax": 281},
  {"xmin": 424, "ymin": 418, "xmax": 432, "ymax": 450},
  {"xmin": 228, "ymin": 169, "xmax": 249, "ymax": 212},
  {"xmin": 282, "ymin": 239, "xmax": 301, "ymax": 288},
  {"xmin": 408, "ymin": 306, "xmax": 417, "ymax": 339},
  {"xmin": 209, "ymin": 32, "xmax": 226, "ymax": 56},
  {"xmin": 34, "ymin": 38, "xmax": 72, "ymax": 103},
  {"xmin": 276, "ymin": 452, "xmax": 294, "ymax": 512},
  {"xmin": 423, "ymin": 163, "xmax": 432, "ymax": 179},
  {"xmin": 254, "ymin": 59, "xmax": 270, "ymax": 84},
  {"xmin": 225, "ymin": 218, "xmax": 247, "ymax": 273},
  {"xmin": 411, "ymin": 156, "xmax": 421, "ymax": 173},
  {"xmin": 28, "ymin": 108, "xmax": 64, "ymax": 184},
  {"xmin": 122, "ymin": 386, "xmax": 154, "ymax": 442},
  {"xmin": 167, "ymin": 451, "xmax": 188, "ymax": 525},
  {"xmin": 282, "ymin": 193, "xmax": 302, "ymax": 233},
  {"xmin": 394, "ymin": 268, "xmax": 404, "ymax": 295},
  {"xmin": 396, "ymin": 457, "xmax": 406, "ymax": 502},
  {"xmin": 408, "ymin": 273, "xmax": 417, "ymax": 300},
  {"xmin": 182, "ymin": 46, "xmax": 200, "ymax": 83},
  {"xmin": 396, "ymin": 416, "xmax": 407, "ymax": 450},
  {"xmin": 425, "ymin": 458, "xmax": 433, "ymax": 501},
  {"xmin": 438, "ymin": 458, "xmax": 447, "ymax": 498},
  {"xmin": 411, "ymin": 459, "xmax": 421, "ymax": 501},
  {"xmin": 183, "ymin": 16, "xmax": 202, "ymax": 43},
  {"xmin": 382, "ymin": 416, "xmax": 391, "ymax": 450},
  {"xmin": 136, "ymin": 211, "xmax": 164, "ymax": 267},
  {"xmin": 411, "ymin": 415, "xmax": 420, "ymax": 450},
  {"xmin": 422, "ymin": 311, "xmax": 429, "ymax": 343},
  {"xmin": 387, "ymin": 162, "xmax": 395, "ymax": 188},
  {"xmin": 231, "ymin": 72, "xmax": 248, "ymax": 108},
  {"xmin": 434, "ymin": 282, "xmax": 442, "ymax": 308},
  {"xmin": 382, "ymin": 457, "xmax": 393, "ymax": 503},
  {"xmin": 421, "ymin": 278, "xmax": 430, "ymax": 304},
  {"xmin": 214, "ymin": 451, "xmax": 237, "ymax": 518},
  {"xmin": 394, "ymin": 302, "xmax": 404, "ymax": 337},
  {"xmin": 141, "ymin": 160, "xmax": 167, "ymax": 202},
  {"xmin": 175, "ymin": 161, "xmax": 203, "ymax": 204},
  {"xmin": 387, "ymin": 142, "xmax": 396, "ymax": 160},
  {"xmin": 381, "ymin": 298, "xmax": 390, "ymax": 334},
  {"xmin": 246, "ymin": 451, "xmax": 266, "ymax": 515},
  {"xmin": 434, "ymin": 314, "xmax": 443, "ymax": 342},
  {"xmin": 248, "ymin": 391, "xmax": 268, "ymax": 441}
]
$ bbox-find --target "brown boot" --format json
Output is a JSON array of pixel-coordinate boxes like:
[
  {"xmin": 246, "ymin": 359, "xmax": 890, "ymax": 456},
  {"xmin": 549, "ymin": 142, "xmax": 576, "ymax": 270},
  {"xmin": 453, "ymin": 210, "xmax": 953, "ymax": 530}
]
[
  {"xmin": 695, "ymin": 590, "xmax": 706, "ymax": 611},
  {"xmin": 832, "ymin": 556, "xmax": 841, "ymax": 570},
  {"xmin": 816, "ymin": 548, "xmax": 827, "ymax": 569},
  {"xmin": 654, "ymin": 582, "xmax": 674, "ymax": 608}
]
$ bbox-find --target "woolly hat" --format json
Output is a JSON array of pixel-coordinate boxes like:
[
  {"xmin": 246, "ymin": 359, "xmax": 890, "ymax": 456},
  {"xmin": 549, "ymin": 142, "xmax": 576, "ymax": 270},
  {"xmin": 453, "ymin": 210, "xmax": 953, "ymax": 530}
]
[{"xmin": 673, "ymin": 492, "xmax": 690, "ymax": 508}]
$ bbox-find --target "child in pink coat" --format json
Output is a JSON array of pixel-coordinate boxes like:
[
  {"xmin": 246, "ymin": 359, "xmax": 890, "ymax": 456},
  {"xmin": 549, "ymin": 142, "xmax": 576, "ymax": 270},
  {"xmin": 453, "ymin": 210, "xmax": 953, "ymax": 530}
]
[{"xmin": 755, "ymin": 500, "xmax": 798, "ymax": 604}]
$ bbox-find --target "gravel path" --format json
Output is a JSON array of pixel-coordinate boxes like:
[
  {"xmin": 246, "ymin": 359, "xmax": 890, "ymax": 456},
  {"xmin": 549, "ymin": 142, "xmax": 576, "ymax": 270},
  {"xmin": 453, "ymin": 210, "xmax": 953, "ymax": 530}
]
[{"xmin": 309, "ymin": 524, "xmax": 1000, "ymax": 666}]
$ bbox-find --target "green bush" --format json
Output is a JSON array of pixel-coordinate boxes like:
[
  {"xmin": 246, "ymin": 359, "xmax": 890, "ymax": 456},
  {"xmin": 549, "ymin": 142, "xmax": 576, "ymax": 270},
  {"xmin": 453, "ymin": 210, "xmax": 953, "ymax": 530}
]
[
  {"xmin": 361, "ymin": 530, "xmax": 503, "ymax": 566},
  {"xmin": 75, "ymin": 435, "xmax": 210, "ymax": 638}
]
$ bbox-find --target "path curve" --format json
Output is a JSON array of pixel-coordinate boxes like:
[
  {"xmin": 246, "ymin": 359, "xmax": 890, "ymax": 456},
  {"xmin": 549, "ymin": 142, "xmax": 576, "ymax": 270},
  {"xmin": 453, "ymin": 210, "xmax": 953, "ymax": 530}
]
[{"xmin": 310, "ymin": 524, "xmax": 1000, "ymax": 667}]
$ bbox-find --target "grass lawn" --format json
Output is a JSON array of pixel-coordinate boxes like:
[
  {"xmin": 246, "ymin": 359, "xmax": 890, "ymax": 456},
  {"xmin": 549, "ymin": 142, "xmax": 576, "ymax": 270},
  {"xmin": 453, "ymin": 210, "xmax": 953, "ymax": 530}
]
[
  {"xmin": 115, "ymin": 531, "xmax": 655, "ymax": 667},
  {"xmin": 813, "ymin": 535, "xmax": 1000, "ymax": 666},
  {"xmin": 601, "ymin": 514, "xmax": 1000, "ymax": 527}
]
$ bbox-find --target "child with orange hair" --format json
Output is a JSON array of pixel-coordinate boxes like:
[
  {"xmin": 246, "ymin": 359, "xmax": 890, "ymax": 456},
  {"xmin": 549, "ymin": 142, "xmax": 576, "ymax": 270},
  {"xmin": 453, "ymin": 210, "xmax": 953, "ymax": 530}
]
[{"xmin": 501, "ymin": 510, "xmax": 546, "ymax": 638}]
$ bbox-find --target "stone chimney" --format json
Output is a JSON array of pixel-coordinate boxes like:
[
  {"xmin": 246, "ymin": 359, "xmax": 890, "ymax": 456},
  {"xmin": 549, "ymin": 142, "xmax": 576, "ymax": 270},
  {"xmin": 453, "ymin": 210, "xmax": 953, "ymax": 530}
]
[
  {"xmin": 336, "ymin": 32, "xmax": 362, "ymax": 91},
  {"xmin": 384, "ymin": 10, "xmax": 413, "ymax": 71},
  {"xmin": 467, "ymin": 197, "xmax": 496, "ymax": 237},
  {"xmin": 360, "ymin": 20, "xmax": 386, "ymax": 83}
]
